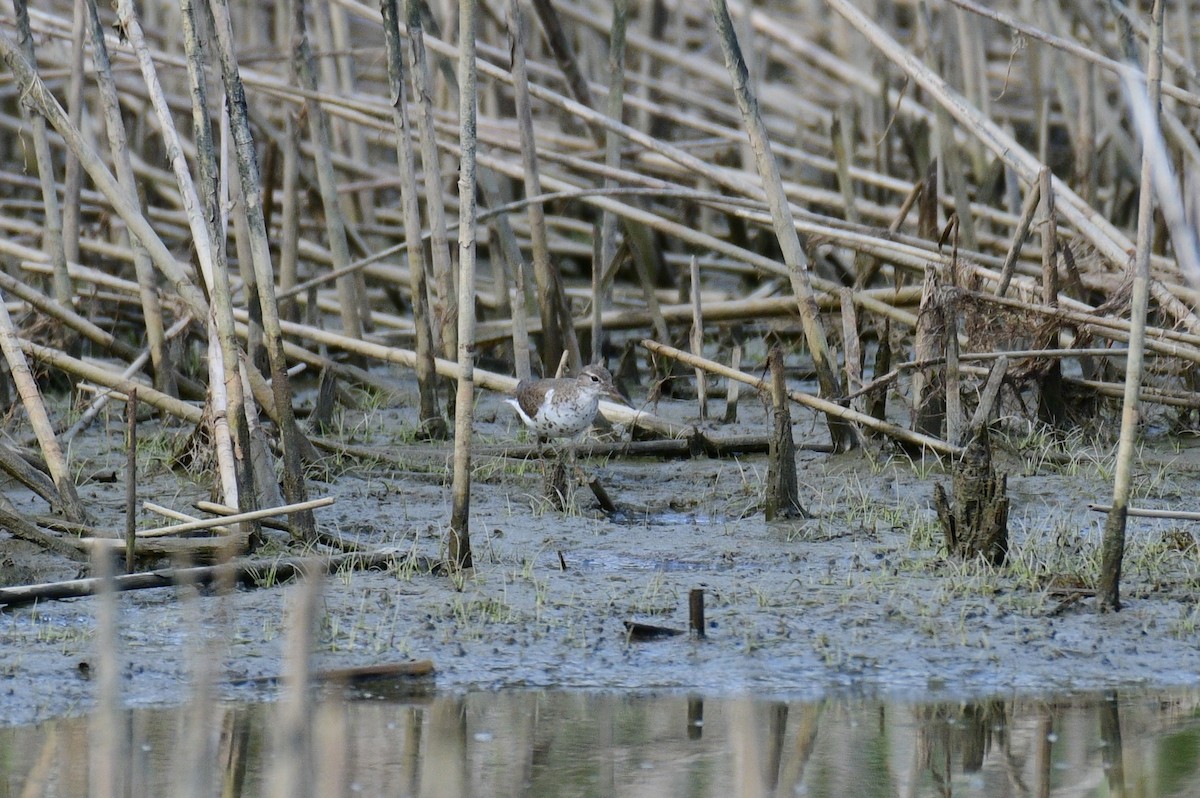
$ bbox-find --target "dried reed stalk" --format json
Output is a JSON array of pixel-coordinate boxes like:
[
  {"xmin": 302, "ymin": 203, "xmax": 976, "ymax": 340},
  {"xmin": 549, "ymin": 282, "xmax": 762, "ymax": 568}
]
[
  {"xmin": 209, "ymin": 0, "xmax": 316, "ymax": 541},
  {"xmin": 448, "ymin": 0, "xmax": 480, "ymax": 571},
  {"xmin": 382, "ymin": 0, "xmax": 446, "ymax": 439},
  {"xmin": 1100, "ymin": 0, "xmax": 1165, "ymax": 612}
]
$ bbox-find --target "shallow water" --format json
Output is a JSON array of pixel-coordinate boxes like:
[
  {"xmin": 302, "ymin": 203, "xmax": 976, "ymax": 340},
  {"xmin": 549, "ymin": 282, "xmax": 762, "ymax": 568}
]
[{"xmin": 4, "ymin": 687, "xmax": 1198, "ymax": 797}]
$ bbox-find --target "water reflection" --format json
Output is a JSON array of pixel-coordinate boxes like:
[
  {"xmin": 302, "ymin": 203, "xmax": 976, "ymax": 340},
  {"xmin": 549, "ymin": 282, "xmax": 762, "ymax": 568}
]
[{"xmin": 2, "ymin": 688, "xmax": 1198, "ymax": 797}]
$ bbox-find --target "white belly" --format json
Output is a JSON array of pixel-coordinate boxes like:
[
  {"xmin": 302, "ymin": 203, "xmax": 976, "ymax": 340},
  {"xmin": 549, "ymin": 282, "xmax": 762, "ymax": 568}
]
[{"xmin": 531, "ymin": 388, "xmax": 599, "ymax": 438}]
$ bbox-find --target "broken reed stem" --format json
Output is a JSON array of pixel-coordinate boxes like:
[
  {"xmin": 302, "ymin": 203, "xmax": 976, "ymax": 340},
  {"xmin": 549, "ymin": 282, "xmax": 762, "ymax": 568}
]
[
  {"xmin": 765, "ymin": 345, "xmax": 803, "ymax": 520},
  {"xmin": 586, "ymin": 476, "xmax": 618, "ymax": 515},
  {"xmin": 643, "ymin": 339, "xmax": 960, "ymax": 456},
  {"xmin": 0, "ymin": 296, "xmax": 86, "ymax": 523},
  {"xmin": 1090, "ymin": 504, "xmax": 1200, "ymax": 521},
  {"xmin": 134, "ymin": 497, "xmax": 334, "ymax": 539},
  {"xmin": 969, "ymin": 356, "xmax": 1008, "ymax": 430},
  {"xmin": 689, "ymin": 588, "xmax": 705, "ymax": 638},
  {"xmin": 0, "ymin": 491, "xmax": 84, "ymax": 559},
  {"xmin": 996, "ymin": 174, "xmax": 1042, "ymax": 297},
  {"xmin": 14, "ymin": 322, "xmax": 206, "ymax": 431},
  {"xmin": 0, "ymin": 550, "xmax": 401, "ymax": 608},
  {"xmin": 143, "ymin": 502, "xmax": 232, "ymax": 536}
]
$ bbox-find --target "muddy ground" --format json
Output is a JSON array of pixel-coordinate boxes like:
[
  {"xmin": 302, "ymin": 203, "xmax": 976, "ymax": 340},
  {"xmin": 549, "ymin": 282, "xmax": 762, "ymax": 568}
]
[{"xmin": 2, "ymin": 375, "xmax": 1199, "ymax": 727}]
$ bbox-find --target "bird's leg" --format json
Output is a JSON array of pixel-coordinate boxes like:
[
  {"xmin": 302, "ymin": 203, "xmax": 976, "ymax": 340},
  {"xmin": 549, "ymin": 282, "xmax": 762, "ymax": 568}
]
[
  {"xmin": 568, "ymin": 433, "xmax": 586, "ymax": 485},
  {"xmin": 541, "ymin": 438, "xmax": 569, "ymax": 511}
]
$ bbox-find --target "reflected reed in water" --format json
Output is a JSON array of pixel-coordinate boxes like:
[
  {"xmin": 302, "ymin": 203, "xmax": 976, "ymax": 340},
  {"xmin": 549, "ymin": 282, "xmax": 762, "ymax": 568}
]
[{"xmin": 3, "ymin": 687, "xmax": 1199, "ymax": 797}]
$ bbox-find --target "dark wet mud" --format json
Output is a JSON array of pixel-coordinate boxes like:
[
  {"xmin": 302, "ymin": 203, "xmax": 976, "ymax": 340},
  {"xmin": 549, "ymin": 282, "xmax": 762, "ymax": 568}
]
[{"xmin": 1, "ymin": 387, "xmax": 1199, "ymax": 726}]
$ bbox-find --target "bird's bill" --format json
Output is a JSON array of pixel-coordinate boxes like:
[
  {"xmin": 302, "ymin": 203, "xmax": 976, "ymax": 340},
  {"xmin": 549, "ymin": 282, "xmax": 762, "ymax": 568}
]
[{"xmin": 601, "ymin": 386, "xmax": 632, "ymax": 407}]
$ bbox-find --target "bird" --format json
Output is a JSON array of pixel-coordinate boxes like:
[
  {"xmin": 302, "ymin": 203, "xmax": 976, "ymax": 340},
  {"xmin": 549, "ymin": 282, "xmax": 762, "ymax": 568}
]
[{"xmin": 505, "ymin": 364, "xmax": 626, "ymax": 443}]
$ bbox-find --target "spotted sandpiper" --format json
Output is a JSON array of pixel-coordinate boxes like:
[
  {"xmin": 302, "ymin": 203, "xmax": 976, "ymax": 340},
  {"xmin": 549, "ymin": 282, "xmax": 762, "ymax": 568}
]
[{"xmin": 505, "ymin": 364, "xmax": 626, "ymax": 442}]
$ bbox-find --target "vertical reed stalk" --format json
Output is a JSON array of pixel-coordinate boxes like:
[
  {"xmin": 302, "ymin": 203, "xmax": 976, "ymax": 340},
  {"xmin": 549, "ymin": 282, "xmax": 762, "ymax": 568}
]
[
  {"xmin": 477, "ymin": 167, "xmax": 516, "ymax": 332},
  {"xmin": 124, "ymin": 388, "xmax": 136, "ymax": 574},
  {"xmin": 13, "ymin": 0, "xmax": 72, "ymax": 307},
  {"xmin": 290, "ymin": 0, "xmax": 364, "ymax": 342},
  {"xmin": 530, "ymin": 0, "xmax": 597, "ymax": 119},
  {"xmin": 937, "ymin": 107, "xmax": 979, "ymax": 252},
  {"xmin": 207, "ymin": 0, "xmax": 316, "ymax": 542},
  {"xmin": 407, "ymin": 0, "xmax": 458, "ymax": 361},
  {"xmin": 176, "ymin": 0, "xmax": 258, "ymax": 521},
  {"xmin": 689, "ymin": 256, "xmax": 707, "ymax": 420},
  {"xmin": 508, "ymin": 0, "xmax": 564, "ymax": 374},
  {"xmin": 382, "ymin": 0, "xmax": 447, "ymax": 438},
  {"xmin": 709, "ymin": 0, "xmax": 852, "ymax": 450},
  {"xmin": 448, "ymin": 0, "xmax": 479, "ymax": 571},
  {"xmin": 724, "ymin": 344, "xmax": 741, "ymax": 424},
  {"xmin": 1100, "ymin": 0, "xmax": 1164, "ymax": 611},
  {"xmin": 278, "ymin": 112, "xmax": 301, "ymax": 322},
  {"xmin": 944, "ymin": 292, "xmax": 962, "ymax": 446},
  {"xmin": 590, "ymin": 221, "xmax": 603, "ymax": 368},
  {"xmin": 599, "ymin": 0, "xmax": 629, "ymax": 364},
  {"xmin": 84, "ymin": 0, "xmax": 172, "ymax": 396},
  {"xmin": 839, "ymin": 287, "xmax": 863, "ymax": 415},
  {"xmin": 328, "ymin": 3, "xmax": 376, "ymax": 233},
  {"xmin": 61, "ymin": 0, "xmax": 87, "ymax": 266},
  {"xmin": 511, "ymin": 244, "xmax": 532, "ymax": 382}
]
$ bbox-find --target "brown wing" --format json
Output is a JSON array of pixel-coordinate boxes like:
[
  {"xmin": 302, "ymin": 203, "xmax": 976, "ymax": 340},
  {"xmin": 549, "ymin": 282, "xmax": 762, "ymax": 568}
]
[{"xmin": 515, "ymin": 380, "xmax": 551, "ymax": 420}]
